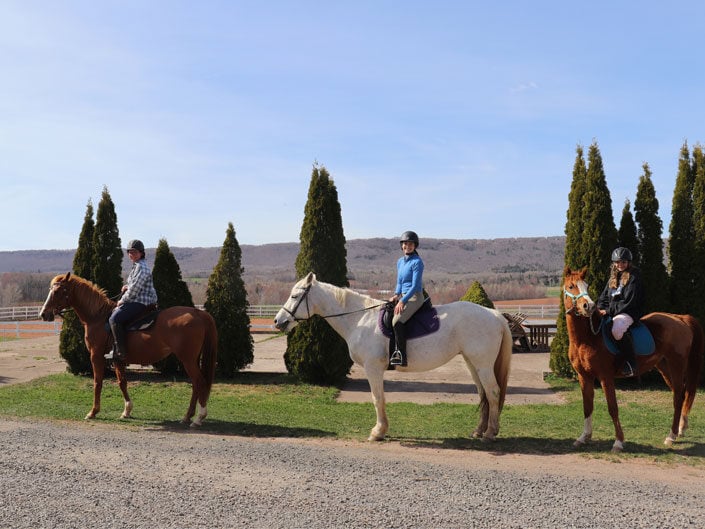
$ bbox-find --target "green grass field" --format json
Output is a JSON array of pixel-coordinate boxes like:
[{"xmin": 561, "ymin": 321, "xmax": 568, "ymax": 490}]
[{"xmin": 1, "ymin": 372, "xmax": 703, "ymax": 465}]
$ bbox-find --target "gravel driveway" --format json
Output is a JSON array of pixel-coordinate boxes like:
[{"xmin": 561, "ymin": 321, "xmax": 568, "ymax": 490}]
[{"xmin": 1, "ymin": 418, "xmax": 704, "ymax": 529}]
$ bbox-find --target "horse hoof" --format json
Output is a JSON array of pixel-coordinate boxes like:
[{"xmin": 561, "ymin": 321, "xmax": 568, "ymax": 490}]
[
  {"xmin": 367, "ymin": 434, "xmax": 385, "ymax": 442},
  {"xmin": 481, "ymin": 434, "xmax": 496, "ymax": 443},
  {"xmin": 84, "ymin": 413, "xmax": 95, "ymax": 420},
  {"xmin": 611, "ymin": 440, "xmax": 624, "ymax": 453},
  {"xmin": 189, "ymin": 421, "xmax": 201, "ymax": 429}
]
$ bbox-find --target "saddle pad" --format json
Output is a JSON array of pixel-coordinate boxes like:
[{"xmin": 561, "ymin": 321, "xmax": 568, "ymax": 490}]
[
  {"xmin": 378, "ymin": 304, "xmax": 440, "ymax": 340},
  {"xmin": 601, "ymin": 317, "xmax": 655, "ymax": 356}
]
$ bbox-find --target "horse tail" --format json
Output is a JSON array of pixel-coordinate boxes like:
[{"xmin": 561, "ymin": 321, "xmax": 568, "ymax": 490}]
[
  {"xmin": 681, "ymin": 314, "xmax": 704, "ymax": 417},
  {"xmin": 494, "ymin": 318, "xmax": 513, "ymax": 411},
  {"xmin": 199, "ymin": 311, "xmax": 218, "ymax": 402}
]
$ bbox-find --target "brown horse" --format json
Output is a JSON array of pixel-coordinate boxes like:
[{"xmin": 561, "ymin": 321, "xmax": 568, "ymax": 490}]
[
  {"xmin": 563, "ymin": 267, "xmax": 703, "ymax": 452},
  {"xmin": 40, "ymin": 272, "xmax": 217, "ymax": 427}
]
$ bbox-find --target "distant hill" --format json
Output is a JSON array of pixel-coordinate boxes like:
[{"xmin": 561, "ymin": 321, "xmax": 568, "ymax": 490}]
[{"xmin": 0, "ymin": 237, "xmax": 565, "ymax": 278}]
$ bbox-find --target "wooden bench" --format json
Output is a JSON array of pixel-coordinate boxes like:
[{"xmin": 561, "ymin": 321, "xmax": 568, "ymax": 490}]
[{"xmin": 502, "ymin": 312, "xmax": 533, "ymax": 352}]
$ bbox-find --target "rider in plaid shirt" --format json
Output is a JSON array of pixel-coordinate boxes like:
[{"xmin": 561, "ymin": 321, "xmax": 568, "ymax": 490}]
[{"xmin": 105, "ymin": 239, "xmax": 158, "ymax": 362}]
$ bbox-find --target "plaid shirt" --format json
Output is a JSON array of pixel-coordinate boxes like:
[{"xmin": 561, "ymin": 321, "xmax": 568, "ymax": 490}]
[{"xmin": 120, "ymin": 259, "xmax": 158, "ymax": 305}]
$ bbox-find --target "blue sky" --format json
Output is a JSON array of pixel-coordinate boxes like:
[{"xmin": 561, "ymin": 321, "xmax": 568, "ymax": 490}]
[{"xmin": 2, "ymin": 2, "xmax": 704, "ymax": 251}]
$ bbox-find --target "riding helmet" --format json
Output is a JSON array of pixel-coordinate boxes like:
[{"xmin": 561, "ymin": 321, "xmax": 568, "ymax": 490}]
[
  {"xmin": 611, "ymin": 247, "xmax": 632, "ymax": 262},
  {"xmin": 399, "ymin": 230, "xmax": 420, "ymax": 248},
  {"xmin": 127, "ymin": 239, "xmax": 145, "ymax": 253}
]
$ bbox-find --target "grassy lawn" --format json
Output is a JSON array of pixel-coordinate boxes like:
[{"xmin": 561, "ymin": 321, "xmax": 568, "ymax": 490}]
[{"xmin": 1, "ymin": 372, "xmax": 703, "ymax": 465}]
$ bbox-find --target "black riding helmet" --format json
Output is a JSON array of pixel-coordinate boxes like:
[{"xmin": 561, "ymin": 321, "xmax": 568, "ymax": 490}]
[
  {"xmin": 127, "ymin": 239, "xmax": 145, "ymax": 253},
  {"xmin": 611, "ymin": 247, "xmax": 632, "ymax": 262},
  {"xmin": 399, "ymin": 230, "xmax": 420, "ymax": 249}
]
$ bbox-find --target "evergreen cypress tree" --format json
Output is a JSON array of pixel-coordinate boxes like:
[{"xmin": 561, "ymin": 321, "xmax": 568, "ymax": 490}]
[
  {"xmin": 204, "ymin": 223, "xmax": 253, "ymax": 378},
  {"xmin": 152, "ymin": 238, "xmax": 194, "ymax": 375},
  {"xmin": 285, "ymin": 163, "xmax": 352, "ymax": 385},
  {"xmin": 690, "ymin": 144, "xmax": 705, "ymax": 327},
  {"xmin": 60, "ymin": 199, "xmax": 95, "ymax": 375},
  {"xmin": 635, "ymin": 163, "xmax": 669, "ymax": 313},
  {"xmin": 617, "ymin": 199, "xmax": 639, "ymax": 266},
  {"xmin": 582, "ymin": 141, "xmax": 618, "ymax": 299},
  {"xmin": 92, "ymin": 185, "xmax": 123, "ymax": 298},
  {"xmin": 460, "ymin": 280, "xmax": 494, "ymax": 309},
  {"xmin": 551, "ymin": 145, "xmax": 588, "ymax": 377},
  {"xmin": 668, "ymin": 142, "xmax": 696, "ymax": 314}
]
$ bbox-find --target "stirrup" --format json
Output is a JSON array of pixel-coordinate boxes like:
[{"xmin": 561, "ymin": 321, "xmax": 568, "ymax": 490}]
[
  {"xmin": 621, "ymin": 361, "xmax": 636, "ymax": 377},
  {"xmin": 104, "ymin": 348, "xmax": 124, "ymax": 361},
  {"xmin": 389, "ymin": 350, "xmax": 403, "ymax": 366}
]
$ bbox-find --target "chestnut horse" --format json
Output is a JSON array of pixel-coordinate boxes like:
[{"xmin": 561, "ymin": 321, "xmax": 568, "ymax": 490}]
[
  {"xmin": 40, "ymin": 272, "xmax": 217, "ymax": 427},
  {"xmin": 563, "ymin": 267, "xmax": 703, "ymax": 451}
]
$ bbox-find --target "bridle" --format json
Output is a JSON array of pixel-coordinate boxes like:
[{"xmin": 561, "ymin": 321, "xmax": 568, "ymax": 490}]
[
  {"xmin": 280, "ymin": 284, "xmax": 386, "ymax": 322},
  {"xmin": 47, "ymin": 281, "xmax": 72, "ymax": 317},
  {"xmin": 563, "ymin": 284, "xmax": 603, "ymax": 335}
]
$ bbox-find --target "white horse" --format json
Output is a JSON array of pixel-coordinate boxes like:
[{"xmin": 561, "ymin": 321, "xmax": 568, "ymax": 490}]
[{"xmin": 273, "ymin": 272, "xmax": 513, "ymax": 442}]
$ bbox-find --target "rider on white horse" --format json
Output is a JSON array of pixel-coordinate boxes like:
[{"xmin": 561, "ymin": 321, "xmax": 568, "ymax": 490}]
[{"xmin": 389, "ymin": 230, "xmax": 425, "ymax": 367}]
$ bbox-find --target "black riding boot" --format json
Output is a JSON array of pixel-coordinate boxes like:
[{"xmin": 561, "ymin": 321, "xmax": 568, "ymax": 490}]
[
  {"xmin": 105, "ymin": 322, "xmax": 127, "ymax": 362},
  {"xmin": 390, "ymin": 322, "xmax": 408, "ymax": 366},
  {"xmin": 615, "ymin": 332, "xmax": 636, "ymax": 377}
]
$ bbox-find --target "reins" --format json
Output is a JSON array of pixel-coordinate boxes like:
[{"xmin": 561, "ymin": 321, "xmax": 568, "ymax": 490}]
[{"xmin": 281, "ymin": 284, "xmax": 386, "ymax": 322}]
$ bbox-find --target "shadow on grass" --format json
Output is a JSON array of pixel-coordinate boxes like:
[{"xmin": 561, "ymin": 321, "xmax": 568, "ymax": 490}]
[{"xmin": 141, "ymin": 418, "xmax": 336, "ymax": 440}]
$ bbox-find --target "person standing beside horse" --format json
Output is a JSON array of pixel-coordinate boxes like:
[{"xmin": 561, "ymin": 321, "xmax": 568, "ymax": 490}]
[
  {"xmin": 597, "ymin": 247, "xmax": 644, "ymax": 377},
  {"xmin": 105, "ymin": 239, "xmax": 158, "ymax": 362},
  {"xmin": 388, "ymin": 230, "xmax": 425, "ymax": 366}
]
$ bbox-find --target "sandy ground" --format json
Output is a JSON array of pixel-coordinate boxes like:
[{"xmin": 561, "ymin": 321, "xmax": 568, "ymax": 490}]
[{"xmin": 0, "ymin": 333, "xmax": 560, "ymax": 406}]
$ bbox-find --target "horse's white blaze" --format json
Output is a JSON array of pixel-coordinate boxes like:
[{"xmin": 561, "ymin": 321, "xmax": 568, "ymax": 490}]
[{"xmin": 276, "ymin": 273, "xmax": 512, "ymax": 442}]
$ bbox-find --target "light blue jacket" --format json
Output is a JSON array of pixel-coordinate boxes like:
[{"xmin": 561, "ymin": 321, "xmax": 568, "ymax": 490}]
[{"xmin": 395, "ymin": 252, "xmax": 424, "ymax": 304}]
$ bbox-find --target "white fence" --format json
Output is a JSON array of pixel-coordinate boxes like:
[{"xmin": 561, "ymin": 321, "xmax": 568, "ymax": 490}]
[{"xmin": 1, "ymin": 303, "xmax": 557, "ymax": 322}]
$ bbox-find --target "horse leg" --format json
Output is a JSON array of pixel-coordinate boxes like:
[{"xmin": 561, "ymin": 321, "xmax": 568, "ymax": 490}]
[
  {"xmin": 473, "ymin": 367, "xmax": 501, "ymax": 441},
  {"xmin": 599, "ymin": 379, "xmax": 625, "ymax": 452},
  {"xmin": 86, "ymin": 372, "xmax": 103, "ymax": 420},
  {"xmin": 364, "ymin": 366, "xmax": 388, "ymax": 441},
  {"xmin": 463, "ymin": 362, "xmax": 488, "ymax": 438},
  {"xmin": 656, "ymin": 361, "xmax": 686, "ymax": 446},
  {"xmin": 574, "ymin": 374, "xmax": 594, "ymax": 448},
  {"xmin": 179, "ymin": 357, "xmax": 208, "ymax": 427},
  {"xmin": 114, "ymin": 364, "xmax": 133, "ymax": 419}
]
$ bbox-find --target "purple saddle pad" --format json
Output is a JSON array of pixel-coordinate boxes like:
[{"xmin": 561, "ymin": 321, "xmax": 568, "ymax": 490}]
[{"xmin": 378, "ymin": 302, "xmax": 440, "ymax": 339}]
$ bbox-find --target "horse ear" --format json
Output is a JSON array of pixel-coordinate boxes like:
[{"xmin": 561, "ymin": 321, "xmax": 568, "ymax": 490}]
[
  {"xmin": 305, "ymin": 272, "xmax": 316, "ymax": 284},
  {"xmin": 63, "ymin": 272, "xmax": 71, "ymax": 281},
  {"xmin": 563, "ymin": 265, "xmax": 572, "ymax": 277}
]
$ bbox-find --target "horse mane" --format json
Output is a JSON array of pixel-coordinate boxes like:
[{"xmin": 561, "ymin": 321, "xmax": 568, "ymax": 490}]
[
  {"xmin": 317, "ymin": 280, "xmax": 382, "ymax": 308},
  {"xmin": 53, "ymin": 274, "xmax": 115, "ymax": 314}
]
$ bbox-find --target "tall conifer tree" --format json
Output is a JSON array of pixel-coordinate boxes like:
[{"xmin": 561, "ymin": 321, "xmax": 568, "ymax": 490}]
[
  {"xmin": 690, "ymin": 144, "xmax": 705, "ymax": 326},
  {"xmin": 635, "ymin": 163, "xmax": 669, "ymax": 313},
  {"xmin": 204, "ymin": 223, "xmax": 253, "ymax": 377},
  {"xmin": 668, "ymin": 142, "xmax": 696, "ymax": 313},
  {"xmin": 460, "ymin": 280, "xmax": 494, "ymax": 309},
  {"xmin": 617, "ymin": 199, "xmax": 639, "ymax": 266},
  {"xmin": 153, "ymin": 238, "xmax": 194, "ymax": 375},
  {"xmin": 60, "ymin": 199, "xmax": 95, "ymax": 375},
  {"xmin": 285, "ymin": 163, "xmax": 352, "ymax": 385},
  {"xmin": 551, "ymin": 145, "xmax": 588, "ymax": 377},
  {"xmin": 582, "ymin": 142, "xmax": 618, "ymax": 299},
  {"xmin": 92, "ymin": 185, "xmax": 123, "ymax": 298}
]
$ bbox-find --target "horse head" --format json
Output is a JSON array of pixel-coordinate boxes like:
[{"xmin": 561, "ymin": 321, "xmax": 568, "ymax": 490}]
[
  {"xmin": 562, "ymin": 266, "xmax": 595, "ymax": 317},
  {"xmin": 40, "ymin": 272, "xmax": 73, "ymax": 322},
  {"xmin": 273, "ymin": 272, "xmax": 317, "ymax": 332}
]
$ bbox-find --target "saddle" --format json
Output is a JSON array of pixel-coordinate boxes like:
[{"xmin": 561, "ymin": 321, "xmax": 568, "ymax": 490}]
[
  {"xmin": 378, "ymin": 297, "xmax": 440, "ymax": 339},
  {"xmin": 104, "ymin": 304, "xmax": 160, "ymax": 333},
  {"xmin": 601, "ymin": 316, "xmax": 655, "ymax": 356}
]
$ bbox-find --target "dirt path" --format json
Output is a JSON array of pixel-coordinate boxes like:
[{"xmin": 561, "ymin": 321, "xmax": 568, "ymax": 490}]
[{"xmin": 1, "ymin": 334, "xmax": 562, "ymax": 406}]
